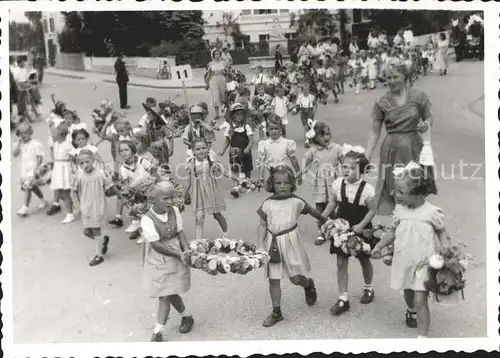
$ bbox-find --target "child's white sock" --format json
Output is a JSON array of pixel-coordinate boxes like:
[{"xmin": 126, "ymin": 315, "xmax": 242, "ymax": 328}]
[
  {"xmin": 355, "ymin": 84, "xmax": 360, "ymax": 94},
  {"xmin": 407, "ymin": 306, "xmax": 416, "ymax": 314},
  {"xmin": 364, "ymin": 283, "xmax": 373, "ymax": 291},
  {"xmin": 115, "ymin": 214, "xmax": 122, "ymax": 218},
  {"xmin": 95, "ymin": 236, "xmax": 104, "ymax": 256},
  {"xmin": 180, "ymin": 310, "xmax": 191, "ymax": 317},
  {"xmin": 153, "ymin": 322, "xmax": 165, "ymax": 334},
  {"xmin": 339, "ymin": 293, "xmax": 348, "ymax": 301}
]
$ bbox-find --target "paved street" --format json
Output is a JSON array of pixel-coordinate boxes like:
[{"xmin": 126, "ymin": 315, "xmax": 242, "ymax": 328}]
[{"xmin": 11, "ymin": 60, "xmax": 486, "ymax": 343}]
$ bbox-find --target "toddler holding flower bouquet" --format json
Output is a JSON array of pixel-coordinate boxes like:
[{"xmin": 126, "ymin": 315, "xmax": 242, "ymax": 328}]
[
  {"xmin": 372, "ymin": 161, "xmax": 448, "ymax": 338},
  {"xmin": 321, "ymin": 146, "xmax": 377, "ymax": 316},
  {"xmin": 257, "ymin": 165, "xmax": 327, "ymax": 327}
]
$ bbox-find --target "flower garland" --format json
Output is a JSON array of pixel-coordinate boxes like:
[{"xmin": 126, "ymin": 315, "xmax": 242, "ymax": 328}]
[
  {"xmin": 230, "ymin": 178, "xmax": 265, "ymax": 198},
  {"xmin": 21, "ymin": 162, "xmax": 53, "ymax": 191},
  {"xmin": 322, "ymin": 219, "xmax": 394, "ymax": 263},
  {"xmin": 182, "ymin": 238, "xmax": 270, "ymax": 276},
  {"xmin": 420, "ymin": 244, "xmax": 473, "ymax": 301}
]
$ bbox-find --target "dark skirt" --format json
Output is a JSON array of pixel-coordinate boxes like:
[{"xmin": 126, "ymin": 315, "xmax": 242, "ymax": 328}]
[{"xmin": 229, "ymin": 146, "xmax": 253, "ymax": 174}]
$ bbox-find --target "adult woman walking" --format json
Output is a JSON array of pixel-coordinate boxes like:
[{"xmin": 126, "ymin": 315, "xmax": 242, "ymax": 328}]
[
  {"xmin": 365, "ymin": 63, "xmax": 437, "ymax": 215},
  {"xmin": 434, "ymin": 32, "xmax": 449, "ymax": 76},
  {"xmin": 205, "ymin": 49, "xmax": 227, "ymax": 120},
  {"xmin": 274, "ymin": 44, "xmax": 283, "ymax": 72}
]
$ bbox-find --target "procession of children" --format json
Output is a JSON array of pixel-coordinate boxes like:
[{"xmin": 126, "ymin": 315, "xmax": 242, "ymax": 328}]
[{"xmin": 13, "ymin": 30, "xmax": 471, "ymax": 342}]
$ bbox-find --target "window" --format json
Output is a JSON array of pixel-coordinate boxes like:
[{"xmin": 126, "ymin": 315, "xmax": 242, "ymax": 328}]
[
  {"xmin": 43, "ymin": 19, "xmax": 48, "ymax": 33},
  {"xmin": 353, "ymin": 10, "xmax": 362, "ymax": 23},
  {"xmin": 241, "ymin": 10, "xmax": 251, "ymax": 16},
  {"xmin": 256, "ymin": 9, "xmax": 276, "ymax": 15},
  {"xmin": 259, "ymin": 34, "xmax": 270, "ymax": 42},
  {"xmin": 49, "ymin": 18, "xmax": 55, "ymax": 33},
  {"xmin": 285, "ymin": 32, "xmax": 298, "ymax": 40},
  {"xmin": 280, "ymin": 9, "xmax": 289, "ymax": 14}
]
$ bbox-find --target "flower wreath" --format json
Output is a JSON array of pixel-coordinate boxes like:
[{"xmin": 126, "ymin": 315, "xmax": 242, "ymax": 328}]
[{"xmin": 182, "ymin": 238, "xmax": 270, "ymax": 276}]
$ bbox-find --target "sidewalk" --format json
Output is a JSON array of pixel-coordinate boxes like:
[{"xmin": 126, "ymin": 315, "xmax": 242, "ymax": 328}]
[{"xmin": 45, "ymin": 67, "xmax": 208, "ymax": 89}]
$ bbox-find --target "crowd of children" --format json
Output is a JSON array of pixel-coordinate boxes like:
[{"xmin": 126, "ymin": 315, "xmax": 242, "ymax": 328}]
[{"xmin": 13, "ymin": 37, "xmax": 455, "ymax": 341}]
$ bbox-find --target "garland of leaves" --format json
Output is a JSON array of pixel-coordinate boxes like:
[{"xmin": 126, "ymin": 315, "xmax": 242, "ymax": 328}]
[{"xmin": 182, "ymin": 238, "xmax": 270, "ymax": 275}]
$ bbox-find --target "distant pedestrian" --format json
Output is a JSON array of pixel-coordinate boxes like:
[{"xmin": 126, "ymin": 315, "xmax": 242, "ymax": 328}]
[
  {"xmin": 114, "ymin": 54, "xmax": 130, "ymax": 109},
  {"xmin": 274, "ymin": 44, "xmax": 283, "ymax": 72},
  {"xmin": 205, "ymin": 49, "xmax": 227, "ymax": 120}
]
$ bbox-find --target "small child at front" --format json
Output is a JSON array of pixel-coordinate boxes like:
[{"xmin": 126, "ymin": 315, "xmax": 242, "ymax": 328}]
[
  {"xmin": 372, "ymin": 162, "xmax": 448, "ymax": 338},
  {"xmin": 184, "ymin": 138, "xmax": 241, "ymax": 240},
  {"xmin": 321, "ymin": 148, "xmax": 377, "ymax": 316},
  {"xmin": 13, "ymin": 123, "xmax": 49, "ymax": 216},
  {"xmin": 270, "ymin": 85, "xmax": 291, "ymax": 137},
  {"xmin": 296, "ymin": 122, "xmax": 342, "ymax": 246},
  {"xmin": 257, "ymin": 165, "xmax": 327, "ymax": 327},
  {"xmin": 141, "ymin": 181, "xmax": 194, "ymax": 342},
  {"xmin": 219, "ymin": 103, "xmax": 254, "ymax": 182},
  {"xmin": 73, "ymin": 150, "xmax": 111, "ymax": 267},
  {"xmin": 257, "ymin": 117, "xmax": 301, "ymax": 183}
]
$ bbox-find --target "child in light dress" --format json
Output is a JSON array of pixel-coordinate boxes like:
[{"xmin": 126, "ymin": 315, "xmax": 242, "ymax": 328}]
[
  {"xmin": 13, "ymin": 123, "xmax": 49, "ymax": 216},
  {"xmin": 257, "ymin": 165, "xmax": 327, "ymax": 327},
  {"xmin": 347, "ymin": 53, "xmax": 361, "ymax": 94},
  {"xmin": 184, "ymin": 138, "xmax": 240, "ymax": 240},
  {"xmin": 296, "ymin": 122, "xmax": 342, "ymax": 246},
  {"xmin": 257, "ymin": 118, "xmax": 300, "ymax": 183},
  {"xmin": 47, "ymin": 120, "xmax": 75, "ymax": 224},
  {"xmin": 321, "ymin": 148, "xmax": 377, "ymax": 316},
  {"xmin": 251, "ymin": 65, "xmax": 265, "ymax": 96},
  {"xmin": 372, "ymin": 162, "xmax": 448, "ymax": 338},
  {"xmin": 270, "ymin": 85, "xmax": 291, "ymax": 137},
  {"xmin": 73, "ymin": 150, "xmax": 111, "ymax": 266},
  {"xmin": 367, "ymin": 51, "xmax": 378, "ymax": 90},
  {"xmin": 141, "ymin": 181, "xmax": 194, "ymax": 342}
]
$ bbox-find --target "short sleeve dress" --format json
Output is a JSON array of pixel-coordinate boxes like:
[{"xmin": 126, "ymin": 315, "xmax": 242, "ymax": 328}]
[
  {"xmin": 390, "ymin": 201, "xmax": 444, "ymax": 291},
  {"xmin": 188, "ymin": 158, "xmax": 226, "ymax": 216},
  {"xmin": 74, "ymin": 169, "xmax": 107, "ymax": 230},
  {"xmin": 371, "ymin": 88, "xmax": 437, "ymax": 215},
  {"xmin": 257, "ymin": 137, "xmax": 297, "ymax": 172},
  {"xmin": 257, "ymin": 195, "xmax": 312, "ymax": 280},
  {"xmin": 208, "ymin": 60, "xmax": 227, "ymax": 108}
]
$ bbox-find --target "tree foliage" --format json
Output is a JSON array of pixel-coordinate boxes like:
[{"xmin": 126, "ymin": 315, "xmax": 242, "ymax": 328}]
[
  {"xmin": 290, "ymin": 10, "xmax": 339, "ymax": 41},
  {"xmin": 62, "ymin": 11, "xmax": 207, "ymax": 56},
  {"xmin": 58, "ymin": 12, "xmax": 83, "ymax": 53},
  {"xmin": 16, "ymin": 11, "xmax": 45, "ymax": 53}
]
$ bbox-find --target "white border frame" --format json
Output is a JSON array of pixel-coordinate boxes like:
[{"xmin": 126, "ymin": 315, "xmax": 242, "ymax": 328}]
[{"xmin": 1, "ymin": 0, "xmax": 498, "ymax": 356}]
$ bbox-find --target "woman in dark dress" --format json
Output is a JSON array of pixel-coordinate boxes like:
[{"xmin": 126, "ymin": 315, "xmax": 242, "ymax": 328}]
[
  {"xmin": 274, "ymin": 44, "xmax": 283, "ymax": 72},
  {"xmin": 365, "ymin": 63, "xmax": 437, "ymax": 215}
]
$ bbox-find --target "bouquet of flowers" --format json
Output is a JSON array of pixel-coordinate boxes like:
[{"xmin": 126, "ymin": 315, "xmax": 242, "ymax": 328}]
[
  {"xmin": 158, "ymin": 98, "xmax": 189, "ymax": 136},
  {"xmin": 182, "ymin": 238, "xmax": 270, "ymax": 276},
  {"xmin": 230, "ymin": 178, "xmax": 265, "ymax": 198},
  {"xmin": 366, "ymin": 222, "xmax": 395, "ymax": 266},
  {"xmin": 223, "ymin": 66, "xmax": 246, "ymax": 83},
  {"xmin": 21, "ymin": 162, "xmax": 53, "ymax": 191},
  {"xmin": 91, "ymin": 99, "xmax": 113, "ymax": 135},
  {"xmin": 421, "ymin": 244, "xmax": 473, "ymax": 302}
]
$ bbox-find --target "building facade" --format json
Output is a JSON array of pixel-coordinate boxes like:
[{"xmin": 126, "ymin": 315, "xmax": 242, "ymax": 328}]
[{"xmin": 40, "ymin": 12, "xmax": 65, "ymax": 64}]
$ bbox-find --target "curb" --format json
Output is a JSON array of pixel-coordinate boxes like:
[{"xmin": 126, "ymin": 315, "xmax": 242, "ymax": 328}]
[
  {"xmin": 102, "ymin": 79, "xmax": 206, "ymax": 90},
  {"xmin": 46, "ymin": 72, "xmax": 86, "ymax": 80}
]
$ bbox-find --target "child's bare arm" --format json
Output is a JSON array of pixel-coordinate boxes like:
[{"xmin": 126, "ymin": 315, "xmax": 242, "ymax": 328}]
[
  {"xmin": 295, "ymin": 155, "xmax": 314, "ymax": 179},
  {"xmin": 219, "ymin": 137, "xmax": 230, "ymax": 156},
  {"xmin": 257, "ymin": 218, "xmax": 268, "ymax": 252},
  {"xmin": 12, "ymin": 141, "xmax": 21, "ymax": 157},
  {"xmin": 322, "ymin": 193, "xmax": 338, "ymax": 218},
  {"xmin": 177, "ymin": 230, "xmax": 189, "ymax": 252}
]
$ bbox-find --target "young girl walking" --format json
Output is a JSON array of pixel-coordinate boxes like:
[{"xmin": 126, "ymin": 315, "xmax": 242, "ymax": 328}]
[
  {"xmin": 257, "ymin": 165, "xmax": 327, "ymax": 327},
  {"xmin": 184, "ymin": 138, "xmax": 240, "ymax": 240},
  {"xmin": 141, "ymin": 181, "xmax": 194, "ymax": 342},
  {"xmin": 257, "ymin": 117, "xmax": 301, "ymax": 183},
  {"xmin": 295, "ymin": 83, "xmax": 317, "ymax": 148},
  {"xmin": 47, "ymin": 120, "xmax": 75, "ymax": 223},
  {"xmin": 321, "ymin": 148, "xmax": 377, "ymax": 315},
  {"xmin": 270, "ymin": 85, "xmax": 291, "ymax": 137},
  {"xmin": 13, "ymin": 122, "xmax": 49, "ymax": 216},
  {"xmin": 73, "ymin": 150, "xmax": 111, "ymax": 266},
  {"xmin": 296, "ymin": 122, "xmax": 342, "ymax": 246},
  {"xmin": 372, "ymin": 162, "xmax": 447, "ymax": 338}
]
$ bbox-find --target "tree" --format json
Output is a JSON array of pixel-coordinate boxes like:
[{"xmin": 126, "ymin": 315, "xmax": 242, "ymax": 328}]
[
  {"xmin": 9, "ymin": 21, "xmax": 39, "ymax": 52},
  {"xmin": 24, "ymin": 11, "xmax": 45, "ymax": 54},
  {"xmin": 290, "ymin": 9, "xmax": 339, "ymax": 41},
  {"xmin": 58, "ymin": 12, "xmax": 83, "ymax": 53}
]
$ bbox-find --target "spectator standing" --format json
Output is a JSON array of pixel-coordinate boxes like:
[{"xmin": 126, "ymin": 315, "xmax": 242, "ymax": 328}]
[{"xmin": 114, "ymin": 54, "xmax": 130, "ymax": 110}]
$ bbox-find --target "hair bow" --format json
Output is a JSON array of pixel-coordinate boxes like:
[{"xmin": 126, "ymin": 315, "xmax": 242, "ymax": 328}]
[
  {"xmin": 305, "ymin": 118, "xmax": 316, "ymax": 139},
  {"xmin": 71, "ymin": 123, "xmax": 87, "ymax": 131},
  {"xmin": 392, "ymin": 161, "xmax": 421, "ymax": 178},
  {"xmin": 342, "ymin": 144, "xmax": 365, "ymax": 156}
]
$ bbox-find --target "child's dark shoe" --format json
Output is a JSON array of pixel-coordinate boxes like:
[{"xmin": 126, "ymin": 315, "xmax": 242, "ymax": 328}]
[
  {"xmin": 405, "ymin": 310, "xmax": 418, "ymax": 328},
  {"xmin": 102, "ymin": 235, "xmax": 110, "ymax": 255},
  {"xmin": 330, "ymin": 299, "xmax": 350, "ymax": 315},
  {"xmin": 305, "ymin": 278, "xmax": 317, "ymax": 306},
  {"xmin": 179, "ymin": 315, "xmax": 194, "ymax": 333},
  {"xmin": 262, "ymin": 311, "xmax": 283, "ymax": 327},
  {"xmin": 46, "ymin": 204, "xmax": 61, "ymax": 216},
  {"xmin": 150, "ymin": 332, "xmax": 163, "ymax": 342},
  {"xmin": 108, "ymin": 217, "xmax": 123, "ymax": 228},
  {"xmin": 230, "ymin": 187, "xmax": 240, "ymax": 198},
  {"xmin": 360, "ymin": 288, "xmax": 375, "ymax": 304},
  {"xmin": 129, "ymin": 229, "xmax": 142, "ymax": 241},
  {"xmin": 89, "ymin": 255, "xmax": 104, "ymax": 267}
]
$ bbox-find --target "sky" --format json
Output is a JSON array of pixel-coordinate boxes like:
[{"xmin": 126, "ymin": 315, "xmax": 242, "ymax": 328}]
[{"xmin": 9, "ymin": 11, "xmax": 29, "ymax": 23}]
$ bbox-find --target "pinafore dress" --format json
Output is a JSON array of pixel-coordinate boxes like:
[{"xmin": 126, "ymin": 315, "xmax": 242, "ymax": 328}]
[
  {"xmin": 143, "ymin": 207, "xmax": 191, "ymax": 298},
  {"xmin": 330, "ymin": 179, "xmax": 374, "ymax": 258}
]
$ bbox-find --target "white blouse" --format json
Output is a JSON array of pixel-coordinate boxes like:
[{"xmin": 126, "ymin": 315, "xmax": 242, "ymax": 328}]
[
  {"xmin": 141, "ymin": 206, "xmax": 183, "ymax": 243},
  {"xmin": 331, "ymin": 177, "xmax": 375, "ymax": 206}
]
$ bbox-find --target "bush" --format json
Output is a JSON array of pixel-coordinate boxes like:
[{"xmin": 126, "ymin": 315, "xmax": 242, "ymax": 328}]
[{"xmin": 150, "ymin": 41, "xmax": 178, "ymax": 57}]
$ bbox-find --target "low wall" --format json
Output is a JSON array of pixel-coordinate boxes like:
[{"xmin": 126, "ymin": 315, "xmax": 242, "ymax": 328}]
[
  {"xmin": 56, "ymin": 54, "xmax": 177, "ymax": 78},
  {"xmin": 249, "ymin": 55, "xmax": 290, "ymax": 70}
]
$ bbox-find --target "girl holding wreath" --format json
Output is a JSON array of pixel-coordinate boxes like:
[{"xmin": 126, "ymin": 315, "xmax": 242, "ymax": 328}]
[
  {"xmin": 142, "ymin": 181, "xmax": 194, "ymax": 342},
  {"xmin": 205, "ymin": 49, "xmax": 227, "ymax": 121},
  {"xmin": 257, "ymin": 165, "xmax": 327, "ymax": 327}
]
